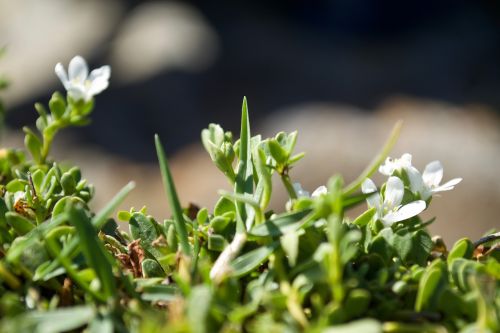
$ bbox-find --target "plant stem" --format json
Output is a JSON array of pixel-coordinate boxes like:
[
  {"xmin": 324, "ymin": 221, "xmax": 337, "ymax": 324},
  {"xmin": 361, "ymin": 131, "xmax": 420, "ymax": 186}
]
[
  {"xmin": 474, "ymin": 232, "xmax": 500, "ymax": 247},
  {"xmin": 40, "ymin": 133, "xmax": 54, "ymax": 165},
  {"xmin": 281, "ymin": 173, "xmax": 297, "ymax": 199},
  {"xmin": 210, "ymin": 232, "xmax": 247, "ymax": 283}
]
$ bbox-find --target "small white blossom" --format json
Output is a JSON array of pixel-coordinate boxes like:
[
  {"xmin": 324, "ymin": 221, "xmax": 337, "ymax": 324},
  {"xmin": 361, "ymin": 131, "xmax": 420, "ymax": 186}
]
[
  {"xmin": 311, "ymin": 185, "xmax": 327, "ymax": 198},
  {"xmin": 408, "ymin": 161, "xmax": 462, "ymax": 200},
  {"xmin": 287, "ymin": 183, "xmax": 327, "ymax": 211},
  {"xmin": 293, "ymin": 183, "xmax": 327, "ymax": 198},
  {"xmin": 55, "ymin": 55, "xmax": 111, "ymax": 102},
  {"xmin": 379, "ymin": 153, "xmax": 413, "ymax": 176},
  {"xmin": 362, "ymin": 177, "xmax": 426, "ymax": 227},
  {"xmin": 380, "ymin": 153, "xmax": 462, "ymax": 200},
  {"xmin": 293, "ymin": 182, "xmax": 310, "ymax": 198}
]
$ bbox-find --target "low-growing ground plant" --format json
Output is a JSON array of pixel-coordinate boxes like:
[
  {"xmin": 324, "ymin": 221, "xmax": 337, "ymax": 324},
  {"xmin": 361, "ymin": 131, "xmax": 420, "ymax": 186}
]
[{"xmin": 0, "ymin": 56, "xmax": 498, "ymax": 333}]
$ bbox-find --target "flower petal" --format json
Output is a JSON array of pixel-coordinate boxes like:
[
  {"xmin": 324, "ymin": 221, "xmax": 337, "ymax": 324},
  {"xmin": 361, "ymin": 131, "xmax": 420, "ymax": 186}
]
[
  {"xmin": 54, "ymin": 63, "xmax": 69, "ymax": 88},
  {"xmin": 68, "ymin": 55, "xmax": 88, "ymax": 82},
  {"xmin": 88, "ymin": 65, "xmax": 111, "ymax": 82},
  {"xmin": 432, "ymin": 177, "xmax": 462, "ymax": 193},
  {"xmin": 379, "ymin": 153, "xmax": 412, "ymax": 176},
  {"xmin": 361, "ymin": 178, "xmax": 377, "ymax": 194},
  {"xmin": 311, "ymin": 185, "xmax": 327, "ymax": 198},
  {"xmin": 407, "ymin": 166, "xmax": 425, "ymax": 193},
  {"xmin": 87, "ymin": 76, "xmax": 110, "ymax": 97},
  {"xmin": 400, "ymin": 153, "xmax": 412, "ymax": 166},
  {"xmin": 67, "ymin": 86, "xmax": 86, "ymax": 102},
  {"xmin": 384, "ymin": 176, "xmax": 404, "ymax": 208},
  {"xmin": 362, "ymin": 178, "xmax": 380, "ymax": 208},
  {"xmin": 293, "ymin": 183, "xmax": 310, "ymax": 198},
  {"xmin": 378, "ymin": 157, "xmax": 395, "ymax": 176},
  {"xmin": 382, "ymin": 200, "xmax": 426, "ymax": 226},
  {"xmin": 423, "ymin": 161, "xmax": 443, "ymax": 187}
]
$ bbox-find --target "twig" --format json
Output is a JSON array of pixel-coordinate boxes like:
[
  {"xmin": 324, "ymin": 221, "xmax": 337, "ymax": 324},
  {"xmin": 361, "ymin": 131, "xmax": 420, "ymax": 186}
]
[{"xmin": 474, "ymin": 232, "xmax": 500, "ymax": 248}]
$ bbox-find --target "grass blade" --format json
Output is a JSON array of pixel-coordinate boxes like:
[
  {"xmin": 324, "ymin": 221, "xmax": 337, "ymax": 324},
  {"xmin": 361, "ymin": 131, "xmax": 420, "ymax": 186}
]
[
  {"xmin": 154, "ymin": 134, "xmax": 191, "ymax": 256},
  {"xmin": 343, "ymin": 121, "xmax": 402, "ymax": 195},
  {"xmin": 92, "ymin": 181, "xmax": 135, "ymax": 229},
  {"xmin": 234, "ymin": 97, "xmax": 253, "ymax": 232},
  {"xmin": 67, "ymin": 205, "xmax": 116, "ymax": 300}
]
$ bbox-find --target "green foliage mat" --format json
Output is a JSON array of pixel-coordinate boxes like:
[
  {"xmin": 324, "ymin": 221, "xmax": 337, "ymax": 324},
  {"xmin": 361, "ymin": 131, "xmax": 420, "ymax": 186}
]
[{"xmin": 0, "ymin": 56, "xmax": 498, "ymax": 333}]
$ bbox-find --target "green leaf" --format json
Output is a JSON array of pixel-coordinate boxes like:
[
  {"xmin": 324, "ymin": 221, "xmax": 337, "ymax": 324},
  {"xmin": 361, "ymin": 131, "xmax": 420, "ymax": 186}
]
[
  {"xmin": 67, "ymin": 205, "xmax": 116, "ymax": 300},
  {"xmin": 447, "ymin": 238, "xmax": 474, "ymax": 264},
  {"xmin": 23, "ymin": 129, "xmax": 43, "ymax": 163},
  {"xmin": 323, "ymin": 319, "xmax": 382, "ymax": 333},
  {"xmin": 142, "ymin": 258, "xmax": 165, "ymax": 278},
  {"xmin": 60, "ymin": 172, "xmax": 76, "ymax": 195},
  {"xmin": 268, "ymin": 139, "xmax": 288, "ymax": 165},
  {"xmin": 352, "ymin": 207, "xmax": 376, "ymax": 227},
  {"xmin": 253, "ymin": 147, "xmax": 272, "ymax": 209},
  {"xmin": 343, "ymin": 121, "xmax": 402, "ymax": 195},
  {"xmin": 6, "ymin": 213, "xmax": 67, "ymax": 263},
  {"xmin": 140, "ymin": 284, "xmax": 179, "ymax": 302},
  {"xmin": 214, "ymin": 196, "xmax": 236, "ymax": 216},
  {"xmin": 392, "ymin": 230, "xmax": 413, "ymax": 262},
  {"xmin": 249, "ymin": 210, "xmax": 311, "ymax": 237},
  {"xmin": 129, "ymin": 212, "xmax": 164, "ymax": 259},
  {"xmin": 410, "ymin": 230, "xmax": 433, "ymax": 266},
  {"xmin": 6, "ymin": 179, "xmax": 28, "ymax": 193},
  {"xmin": 88, "ymin": 316, "xmax": 113, "ymax": 333},
  {"xmin": 234, "ymin": 97, "xmax": 253, "ymax": 232},
  {"xmin": 6, "ymin": 212, "xmax": 35, "ymax": 235},
  {"xmin": 188, "ymin": 286, "xmax": 213, "ymax": 333},
  {"xmin": 210, "ymin": 216, "xmax": 231, "ymax": 233},
  {"xmin": 208, "ymin": 234, "xmax": 227, "ymax": 251},
  {"xmin": 1, "ymin": 306, "xmax": 95, "ymax": 333},
  {"xmin": 343, "ymin": 289, "xmax": 371, "ymax": 319},
  {"xmin": 31, "ymin": 169, "xmax": 45, "ymax": 194},
  {"xmin": 392, "ymin": 229, "xmax": 433, "ymax": 265},
  {"xmin": 155, "ymin": 134, "xmax": 191, "ymax": 256},
  {"xmin": 48, "ymin": 92, "xmax": 66, "ymax": 120},
  {"xmin": 281, "ymin": 231, "xmax": 299, "ymax": 266},
  {"xmin": 415, "ymin": 260, "xmax": 446, "ymax": 311},
  {"xmin": 230, "ymin": 242, "xmax": 278, "ymax": 277},
  {"xmin": 450, "ymin": 258, "xmax": 482, "ymax": 292},
  {"xmin": 369, "ymin": 234, "xmax": 393, "ymax": 263}
]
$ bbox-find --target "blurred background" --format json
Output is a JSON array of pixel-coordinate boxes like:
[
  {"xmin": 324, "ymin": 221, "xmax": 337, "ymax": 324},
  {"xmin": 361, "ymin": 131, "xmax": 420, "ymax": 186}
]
[{"xmin": 0, "ymin": 0, "xmax": 499, "ymax": 244}]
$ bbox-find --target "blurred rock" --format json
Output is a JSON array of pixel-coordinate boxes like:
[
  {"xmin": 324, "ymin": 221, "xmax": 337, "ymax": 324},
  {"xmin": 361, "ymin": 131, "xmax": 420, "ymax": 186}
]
[
  {"xmin": 260, "ymin": 97, "xmax": 500, "ymax": 243},
  {"xmin": 109, "ymin": 1, "xmax": 219, "ymax": 84}
]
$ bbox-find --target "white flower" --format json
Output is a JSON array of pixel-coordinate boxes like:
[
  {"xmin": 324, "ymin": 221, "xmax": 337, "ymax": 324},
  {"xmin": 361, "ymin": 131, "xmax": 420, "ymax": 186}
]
[
  {"xmin": 380, "ymin": 153, "xmax": 462, "ymax": 201},
  {"xmin": 55, "ymin": 55, "xmax": 111, "ymax": 102},
  {"xmin": 379, "ymin": 153, "xmax": 413, "ymax": 176},
  {"xmin": 311, "ymin": 185, "xmax": 327, "ymax": 198},
  {"xmin": 362, "ymin": 177, "xmax": 426, "ymax": 227},
  {"xmin": 293, "ymin": 183, "xmax": 327, "ymax": 198},
  {"xmin": 287, "ymin": 183, "xmax": 327, "ymax": 210},
  {"xmin": 408, "ymin": 161, "xmax": 462, "ymax": 200}
]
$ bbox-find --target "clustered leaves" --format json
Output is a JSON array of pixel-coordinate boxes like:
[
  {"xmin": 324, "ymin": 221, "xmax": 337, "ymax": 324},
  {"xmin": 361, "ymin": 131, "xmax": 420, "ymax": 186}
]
[{"xmin": 0, "ymin": 56, "xmax": 498, "ymax": 333}]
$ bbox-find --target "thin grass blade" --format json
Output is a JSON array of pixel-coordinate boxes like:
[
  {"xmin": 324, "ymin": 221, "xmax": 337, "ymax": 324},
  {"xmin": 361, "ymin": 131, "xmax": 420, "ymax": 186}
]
[
  {"xmin": 343, "ymin": 121, "xmax": 402, "ymax": 195},
  {"xmin": 155, "ymin": 134, "xmax": 191, "ymax": 256}
]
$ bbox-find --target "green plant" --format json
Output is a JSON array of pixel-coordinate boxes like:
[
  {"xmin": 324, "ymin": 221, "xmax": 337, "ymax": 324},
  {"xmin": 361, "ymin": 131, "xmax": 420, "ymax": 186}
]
[{"xmin": 0, "ymin": 56, "xmax": 498, "ymax": 333}]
